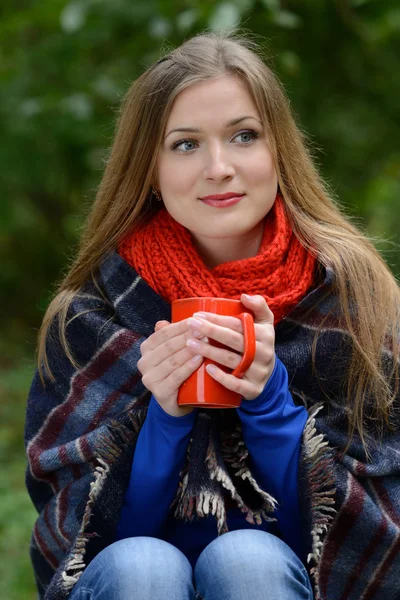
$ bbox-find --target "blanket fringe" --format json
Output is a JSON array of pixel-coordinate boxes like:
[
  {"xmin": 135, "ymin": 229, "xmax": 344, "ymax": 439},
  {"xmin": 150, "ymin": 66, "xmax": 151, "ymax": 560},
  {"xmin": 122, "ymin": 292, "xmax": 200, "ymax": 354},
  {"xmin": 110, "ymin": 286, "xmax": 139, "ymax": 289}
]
[
  {"xmin": 207, "ymin": 434, "xmax": 278, "ymax": 532},
  {"xmin": 61, "ymin": 458, "xmax": 109, "ymax": 591},
  {"xmin": 61, "ymin": 406, "xmax": 147, "ymax": 594},
  {"xmin": 220, "ymin": 422, "xmax": 278, "ymax": 525},
  {"xmin": 173, "ymin": 412, "xmax": 280, "ymax": 535},
  {"xmin": 173, "ymin": 463, "xmax": 230, "ymax": 535},
  {"xmin": 303, "ymin": 405, "xmax": 337, "ymax": 598}
]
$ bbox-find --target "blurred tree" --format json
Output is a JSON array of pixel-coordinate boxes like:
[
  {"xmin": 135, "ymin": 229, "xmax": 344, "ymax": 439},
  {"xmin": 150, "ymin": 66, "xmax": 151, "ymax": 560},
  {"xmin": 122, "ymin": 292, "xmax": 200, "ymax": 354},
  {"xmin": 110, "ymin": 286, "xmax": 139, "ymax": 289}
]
[
  {"xmin": 1, "ymin": 0, "xmax": 399, "ymax": 355},
  {"xmin": 1, "ymin": 1, "xmax": 399, "ymax": 598}
]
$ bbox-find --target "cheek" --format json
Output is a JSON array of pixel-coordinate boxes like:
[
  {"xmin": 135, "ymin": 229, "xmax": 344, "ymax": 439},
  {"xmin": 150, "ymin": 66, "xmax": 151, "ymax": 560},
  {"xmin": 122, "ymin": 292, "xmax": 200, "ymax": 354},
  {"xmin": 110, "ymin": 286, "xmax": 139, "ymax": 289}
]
[
  {"xmin": 160, "ymin": 171, "xmax": 177, "ymax": 194},
  {"xmin": 159, "ymin": 158, "xmax": 198, "ymax": 194},
  {"xmin": 248, "ymin": 152, "xmax": 277, "ymax": 185},
  {"xmin": 157, "ymin": 159, "xmax": 175, "ymax": 190}
]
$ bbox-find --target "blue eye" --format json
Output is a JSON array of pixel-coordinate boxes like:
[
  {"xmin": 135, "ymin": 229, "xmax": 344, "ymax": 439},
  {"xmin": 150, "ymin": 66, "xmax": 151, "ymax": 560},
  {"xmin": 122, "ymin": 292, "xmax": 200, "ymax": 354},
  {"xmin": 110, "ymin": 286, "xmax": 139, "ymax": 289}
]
[
  {"xmin": 170, "ymin": 129, "xmax": 259, "ymax": 153},
  {"xmin": 234, "ymin": 130, "xmax": 259, "ymax": 143},
  {"xmin": 171, "ymin": 139, "xmax": 198, "ymax": 152}
]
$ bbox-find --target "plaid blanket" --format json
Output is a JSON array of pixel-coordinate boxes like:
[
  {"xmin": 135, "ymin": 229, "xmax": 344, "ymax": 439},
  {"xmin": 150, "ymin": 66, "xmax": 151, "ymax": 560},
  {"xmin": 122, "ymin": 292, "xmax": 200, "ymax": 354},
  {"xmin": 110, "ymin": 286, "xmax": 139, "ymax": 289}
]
[{"xmin": 24, "ymin": 251, "xmax": 400, "ymax": 599}]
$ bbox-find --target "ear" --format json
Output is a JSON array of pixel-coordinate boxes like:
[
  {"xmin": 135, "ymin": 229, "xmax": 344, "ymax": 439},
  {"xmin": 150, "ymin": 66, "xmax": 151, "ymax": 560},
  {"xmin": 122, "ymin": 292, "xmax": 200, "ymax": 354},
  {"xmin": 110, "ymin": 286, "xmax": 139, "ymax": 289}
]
[{"xmin": 150, "ymin": 166, "xmax": 160, "ymax": 190}]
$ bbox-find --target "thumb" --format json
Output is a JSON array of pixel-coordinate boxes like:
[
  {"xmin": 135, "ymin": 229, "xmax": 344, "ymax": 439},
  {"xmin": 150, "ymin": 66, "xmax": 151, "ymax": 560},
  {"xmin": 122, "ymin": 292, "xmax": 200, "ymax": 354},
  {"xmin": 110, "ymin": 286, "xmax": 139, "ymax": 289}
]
[{"xmin": 241, "ymin": 294, "xmax": 274, "ymax": 325}]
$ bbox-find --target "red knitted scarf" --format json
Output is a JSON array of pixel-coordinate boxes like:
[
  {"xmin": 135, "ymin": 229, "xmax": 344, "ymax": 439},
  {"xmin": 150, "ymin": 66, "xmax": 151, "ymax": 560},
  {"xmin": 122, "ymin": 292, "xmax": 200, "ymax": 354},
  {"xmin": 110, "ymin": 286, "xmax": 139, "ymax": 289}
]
[{"xmin": 119, "ymin": 196, "xmax": 317, "ymax": 324}]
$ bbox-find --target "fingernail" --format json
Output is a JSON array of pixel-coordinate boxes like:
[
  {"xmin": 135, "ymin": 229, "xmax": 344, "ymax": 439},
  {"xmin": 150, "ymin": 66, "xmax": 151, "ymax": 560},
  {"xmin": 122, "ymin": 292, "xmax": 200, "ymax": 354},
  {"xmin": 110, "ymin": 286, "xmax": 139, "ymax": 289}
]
[
  {"xmin": 192, "ymin": 329, "xmax": 203, "ymax": 339},
  {"xmin": 206, "ymin": 364, "xmax": 217, "ymax": 374},
  {"xmin": 191, "ymin": 354, "xmax": 203, "ymax": 364},
  {"xmin": 188, "ymin": 317, "xmax": 203, "ymax": 328},
  {"xmin": 187, "ymin": 339, "xmax": 200, "ymax": 349},
  {"xmin": 193, "ymin": 312, "xmax": 208, "ymax": 319}
]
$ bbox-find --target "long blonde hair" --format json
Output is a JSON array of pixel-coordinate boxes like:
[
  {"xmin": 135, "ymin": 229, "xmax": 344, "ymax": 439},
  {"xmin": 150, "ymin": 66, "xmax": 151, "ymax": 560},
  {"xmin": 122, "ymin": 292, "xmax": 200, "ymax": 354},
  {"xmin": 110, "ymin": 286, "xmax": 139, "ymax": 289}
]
[{"xmin": 38, "ymin": 31, "xmax": 399, "ymax": 448}]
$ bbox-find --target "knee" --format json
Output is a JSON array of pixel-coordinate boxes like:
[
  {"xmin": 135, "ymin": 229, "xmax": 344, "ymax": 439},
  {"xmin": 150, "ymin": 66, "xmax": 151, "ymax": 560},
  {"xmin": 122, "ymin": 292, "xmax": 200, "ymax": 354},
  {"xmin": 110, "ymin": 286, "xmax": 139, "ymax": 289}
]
[
  {"xmin": 194, "ymin": 530, "xmax": 313, "ymax": 600},
  {"xmin": 195, "ymin": 529, "xmax": 304, "ymax": 582},
  {"xmin": 89, "ymin": 536, "xmax": 192, "ymax": 585}
]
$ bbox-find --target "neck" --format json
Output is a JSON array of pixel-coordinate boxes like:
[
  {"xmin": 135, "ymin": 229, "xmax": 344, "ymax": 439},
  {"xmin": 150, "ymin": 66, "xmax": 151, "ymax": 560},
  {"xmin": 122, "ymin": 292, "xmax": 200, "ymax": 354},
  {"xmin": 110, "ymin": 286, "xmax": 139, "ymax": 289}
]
[{"xmin": 191, "ymin": 221, "xmax": 265, "ymax": 269}]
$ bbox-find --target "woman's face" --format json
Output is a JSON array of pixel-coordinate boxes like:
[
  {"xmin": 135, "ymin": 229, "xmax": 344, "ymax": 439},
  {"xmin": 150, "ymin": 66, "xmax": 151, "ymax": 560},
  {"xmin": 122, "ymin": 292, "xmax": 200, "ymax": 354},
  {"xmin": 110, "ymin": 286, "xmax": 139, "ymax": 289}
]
[{"xmin": 155, "ymin": 75, "xmax": 278, "ymax": 256}]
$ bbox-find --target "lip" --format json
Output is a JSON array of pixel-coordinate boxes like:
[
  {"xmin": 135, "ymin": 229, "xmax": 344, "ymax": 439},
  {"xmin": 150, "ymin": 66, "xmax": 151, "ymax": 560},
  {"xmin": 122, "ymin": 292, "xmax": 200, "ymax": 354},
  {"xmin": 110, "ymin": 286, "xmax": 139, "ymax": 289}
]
[
  {"xmin": 200, "ymin": 195, "xmax": 244, "ymax": 208},
  {"xmin": 200, "ymin": 192, "xmax": 245, "ymax": 201}
]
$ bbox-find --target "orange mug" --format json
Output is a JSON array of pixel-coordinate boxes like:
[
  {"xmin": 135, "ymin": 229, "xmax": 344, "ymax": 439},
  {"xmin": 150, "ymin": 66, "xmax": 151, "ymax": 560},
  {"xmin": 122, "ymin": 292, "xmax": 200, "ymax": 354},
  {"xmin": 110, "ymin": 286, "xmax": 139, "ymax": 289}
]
[{"xmin": 171, "ymin": 297, "xmax": 256, "ymax": 408}]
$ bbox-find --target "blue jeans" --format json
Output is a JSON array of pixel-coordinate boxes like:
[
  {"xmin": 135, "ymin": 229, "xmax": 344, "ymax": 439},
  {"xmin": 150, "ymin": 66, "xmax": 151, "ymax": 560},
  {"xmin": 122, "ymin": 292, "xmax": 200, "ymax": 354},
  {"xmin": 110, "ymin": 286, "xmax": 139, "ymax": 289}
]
[{"xmin": 69, "ymin": 530, "xmax": 314, "ymax": 599}]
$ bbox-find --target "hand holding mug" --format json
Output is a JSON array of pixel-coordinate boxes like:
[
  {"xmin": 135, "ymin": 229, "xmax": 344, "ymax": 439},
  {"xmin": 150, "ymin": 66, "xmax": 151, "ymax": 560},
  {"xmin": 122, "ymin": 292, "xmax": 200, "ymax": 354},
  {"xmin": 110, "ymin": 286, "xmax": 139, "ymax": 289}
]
[
  {"xmin": 184, "ymin": 294, "xmax": 275, "ymax": 401},
  {"xmin": 137, "ymin": 319, "xmax": 207, "ymax": 417}
]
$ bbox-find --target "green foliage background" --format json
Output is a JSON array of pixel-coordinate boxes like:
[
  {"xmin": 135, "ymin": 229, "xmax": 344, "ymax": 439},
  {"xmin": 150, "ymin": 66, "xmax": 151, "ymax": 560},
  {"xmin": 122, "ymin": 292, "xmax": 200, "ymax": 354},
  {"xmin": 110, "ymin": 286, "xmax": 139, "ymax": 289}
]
[{"xmin": 1, "ymin": 0, "xmax": 399, "ymax": 597}]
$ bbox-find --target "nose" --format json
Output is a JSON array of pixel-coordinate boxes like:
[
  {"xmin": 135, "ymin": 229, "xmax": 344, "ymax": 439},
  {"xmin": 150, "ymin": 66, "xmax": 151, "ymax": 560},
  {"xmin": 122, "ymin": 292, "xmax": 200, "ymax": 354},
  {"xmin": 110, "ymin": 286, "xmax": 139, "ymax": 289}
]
[{"xmin": 204, "ymin": 142, "xmax": 235, "ymax": 182}]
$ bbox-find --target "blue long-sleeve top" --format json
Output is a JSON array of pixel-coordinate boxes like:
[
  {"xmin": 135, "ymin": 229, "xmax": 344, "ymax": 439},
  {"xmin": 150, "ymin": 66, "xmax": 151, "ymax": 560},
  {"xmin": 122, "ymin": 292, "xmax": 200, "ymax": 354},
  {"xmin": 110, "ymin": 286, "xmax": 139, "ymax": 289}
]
[{"xmin": 116, "ymin": 357, "xmax": 308, "ymax": 567}]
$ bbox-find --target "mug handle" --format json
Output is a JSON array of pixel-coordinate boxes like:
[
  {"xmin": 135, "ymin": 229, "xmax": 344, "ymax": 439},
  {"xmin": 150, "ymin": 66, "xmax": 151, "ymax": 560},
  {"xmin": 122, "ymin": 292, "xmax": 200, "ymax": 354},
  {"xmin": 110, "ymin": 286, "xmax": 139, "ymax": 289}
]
[{"xmin": 231, "ymin": 312, "xmax": 256, "ymax": 379}]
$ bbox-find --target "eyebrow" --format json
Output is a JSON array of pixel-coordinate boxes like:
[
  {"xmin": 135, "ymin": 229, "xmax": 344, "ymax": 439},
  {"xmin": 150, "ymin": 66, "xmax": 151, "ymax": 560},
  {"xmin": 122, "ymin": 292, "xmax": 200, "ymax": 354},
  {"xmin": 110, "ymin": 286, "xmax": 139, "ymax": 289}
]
[{"xmin": 164, "ymin": 116, "xmax": 262, "ymax": 139}]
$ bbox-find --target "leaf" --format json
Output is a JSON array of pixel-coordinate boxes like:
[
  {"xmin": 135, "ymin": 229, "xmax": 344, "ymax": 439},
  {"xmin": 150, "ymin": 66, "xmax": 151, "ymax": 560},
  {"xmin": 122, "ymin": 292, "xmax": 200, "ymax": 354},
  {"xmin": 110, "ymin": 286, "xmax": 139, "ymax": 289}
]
[
  {"xmin": 60, "ymin": 1, "xmax": 87, "ymax": 33},
  {"xmin": 149, "ymin": 16, "xmax": 173, "ymax": 39},
  {"xmin": 260, "ymin": 0, "xmax": 280, "ymax": 10},
  {"xmin": 278, "ymin": 51, "xmax": 301, "ymax": 75},
  {"xmin": 176, "ymin": 9, "xmax": 201, "ymax": 33},
  {"xmin": 271, "ymin": 9, "xmax": 302, "ymax": 29},
  {"xmin": 351, "ymin": 0, "xmax": 373, "ymax": 6},
  {"xmin": 234, "ymin": 0, "xmax": 256, "ymax": 12},
  {"xmin": 209, "ymin": 3, "xmax": 241, "ymax": 32},
  {"xmin": 60, "ymin": 93, "xmax": 93, "ymax": 120}
]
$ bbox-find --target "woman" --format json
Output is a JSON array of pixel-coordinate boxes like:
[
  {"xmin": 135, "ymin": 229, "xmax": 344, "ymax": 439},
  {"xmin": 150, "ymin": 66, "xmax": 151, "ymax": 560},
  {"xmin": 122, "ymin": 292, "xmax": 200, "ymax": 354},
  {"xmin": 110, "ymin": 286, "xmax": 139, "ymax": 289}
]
[{"xmin": 25, "ymin": 32, "xmax": 400, "ymax": 600}]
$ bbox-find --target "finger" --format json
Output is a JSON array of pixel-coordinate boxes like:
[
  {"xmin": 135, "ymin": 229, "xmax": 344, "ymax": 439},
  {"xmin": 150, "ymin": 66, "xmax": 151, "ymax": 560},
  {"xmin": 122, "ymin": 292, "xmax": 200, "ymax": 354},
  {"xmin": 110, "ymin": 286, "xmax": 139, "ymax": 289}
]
[
  {"xmin": 151, "ymin": 350, "xmax": 204, "ymax": 394},
  {"xmin": 191, "ymin": 312, "xmax": 243, "ymax": 333},
  {"xmin": 193, "ymin": 314, "xmax": 273, "ymax": 345},
  {"xmin": 142, "ymin": 345, "xmax": 203, "ymax": 387},
  {"xmin": 185, "ymin": 334, "xmax": 274, "ymax": 373},
  {"xmin": 143, "ymin": 330, "xmax": 206, "ymax": 368},
  {"xmin": 165, "ymin": 352, "xmax": 205, "ymax": 390},
  {"xmin": 204, "ymin": 363, "xmax": 258, "ymax": 398},
  {"xmin": 144, "ymin": 318, "xmax": 193, "ymax": 352},
  {"xmin": 185, "ymin": 338, "xmax": 242, "ymax": 370},
  {"xmin": 192, "ymin": 310, "xmax": 273, "ymax": 340},
  {"xmin": 240, "ymin": 294, "xmax": 274, "ymax": 325},
  {"xmin": 253, "ymin": 323, "xmax": 275, "ymax": 351},
  {"xmin": 240, "ymin": 359, "xmax": 274, "ymax": 385},
  {"xmin": 154, "ymin": 320, "xmax": 170, "ymax": 332},
  {"xmin": 187, "ymin": 317, "xmax": 243, "ymax": 353}
]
